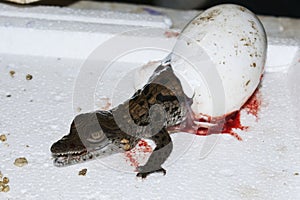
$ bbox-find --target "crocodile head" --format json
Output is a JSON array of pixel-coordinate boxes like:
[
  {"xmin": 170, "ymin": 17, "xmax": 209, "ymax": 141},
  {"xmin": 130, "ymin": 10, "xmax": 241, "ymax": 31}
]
[{"xmin": 50, "ymin": 111, "xmax": 127, "ymax": 167}]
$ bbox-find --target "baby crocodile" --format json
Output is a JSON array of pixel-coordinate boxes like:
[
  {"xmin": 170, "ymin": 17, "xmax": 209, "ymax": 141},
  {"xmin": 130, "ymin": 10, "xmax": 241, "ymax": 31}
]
[{"xmin": 51, "ymin": 63, "xmax": 200, "ymax": 178}]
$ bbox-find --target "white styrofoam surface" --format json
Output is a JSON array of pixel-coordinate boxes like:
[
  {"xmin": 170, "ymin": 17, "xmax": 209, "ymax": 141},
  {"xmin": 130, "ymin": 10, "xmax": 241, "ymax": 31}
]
[{"xmin": 0, "ymin": 2, "xmax": 299, "ymax": 200}]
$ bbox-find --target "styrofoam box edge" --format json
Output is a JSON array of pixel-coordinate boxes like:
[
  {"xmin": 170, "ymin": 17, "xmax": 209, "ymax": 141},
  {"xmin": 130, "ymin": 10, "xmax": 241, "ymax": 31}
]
[{"xmin": 0, "ymin": 3, "xmax": 299, "ymax": 72}]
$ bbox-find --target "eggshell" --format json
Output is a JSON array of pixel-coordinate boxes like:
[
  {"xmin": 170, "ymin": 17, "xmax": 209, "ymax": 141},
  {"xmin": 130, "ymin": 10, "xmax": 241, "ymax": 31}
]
[{"xmin": 170, "ymin": 4, "xmax": 267, "ymax": 118}]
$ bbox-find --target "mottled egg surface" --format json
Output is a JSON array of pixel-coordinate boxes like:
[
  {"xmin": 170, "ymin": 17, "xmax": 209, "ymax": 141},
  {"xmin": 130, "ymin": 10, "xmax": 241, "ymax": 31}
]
[{"xmin": 170, "ymin": 4, "xmax": 267, "ymax": 118}]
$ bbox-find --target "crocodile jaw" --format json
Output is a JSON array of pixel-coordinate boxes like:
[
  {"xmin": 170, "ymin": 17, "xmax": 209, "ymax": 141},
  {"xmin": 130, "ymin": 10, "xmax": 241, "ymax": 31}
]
[{"xmin": 52, "ymin": 143, "xmax": 124, "ymax": 167}]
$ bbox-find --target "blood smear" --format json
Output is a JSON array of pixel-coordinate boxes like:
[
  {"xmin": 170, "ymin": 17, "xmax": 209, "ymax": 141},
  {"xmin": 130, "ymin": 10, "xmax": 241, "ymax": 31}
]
[
  {"xmin": 196, "ymin": 89, "xmax": 262, "ymax": 140},
  {"xmin": 125, "ymin": 90, "xmax": 262, "ymax": 166},
  {"xmin": 124, "ymin": 140, "xmax": 152, "ymax": 168},
  {"xmin": 242, "ymin": 89, "xmax": 261, "ymax": 120}
]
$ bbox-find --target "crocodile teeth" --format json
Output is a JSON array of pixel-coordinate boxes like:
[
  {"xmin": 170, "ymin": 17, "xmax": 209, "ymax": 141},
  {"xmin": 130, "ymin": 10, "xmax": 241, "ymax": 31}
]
[
  {"xmin": 52, "ymin": 150, "xmax": 85, "ymax": 156},
  {"xmin": 52, "ymin": 143, "xmax": 124, "ymax": 167}
]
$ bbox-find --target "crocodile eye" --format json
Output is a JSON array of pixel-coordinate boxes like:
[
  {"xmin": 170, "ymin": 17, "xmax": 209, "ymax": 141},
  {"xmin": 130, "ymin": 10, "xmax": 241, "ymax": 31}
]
[{"xmin": 87, "ymin": 131, "xmax": 105, "ymax": 143}]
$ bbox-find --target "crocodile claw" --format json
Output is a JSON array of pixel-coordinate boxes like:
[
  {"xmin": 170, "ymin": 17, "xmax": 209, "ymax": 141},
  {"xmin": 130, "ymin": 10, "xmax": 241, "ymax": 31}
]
[{"xmin": 136, "ymin": 166, "xmax": 166, "ymax": 178}]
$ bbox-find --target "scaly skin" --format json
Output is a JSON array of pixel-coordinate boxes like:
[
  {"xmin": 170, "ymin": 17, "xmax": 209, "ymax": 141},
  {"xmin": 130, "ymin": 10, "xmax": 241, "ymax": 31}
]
[{"xmin": 51, "ymin": 64, "xmax": 197, "ymax": 178}]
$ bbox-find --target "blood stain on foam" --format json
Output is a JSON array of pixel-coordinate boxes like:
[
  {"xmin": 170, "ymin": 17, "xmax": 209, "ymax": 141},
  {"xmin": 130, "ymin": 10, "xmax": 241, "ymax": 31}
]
[
  {"xmin": 124, "ymin": 140, "xmax": 152, "ymax": 168},
  {"xmin": 196, "ymin": 89, "xmax": 262, "ymax": 140},
  {"xmin": 196, "ymin": 112, "xmax": 246, "ymax": 141},
  {"xmin": 242, "ymin": 89, "xmax": 262, "ymax": 120},
  {"xmin": 221, "ymin": 111, "xmax": 247, "ymax": 141},
  {"xmin": 125, "ymin": 90, "xmax": 262, "ymax": 167}
]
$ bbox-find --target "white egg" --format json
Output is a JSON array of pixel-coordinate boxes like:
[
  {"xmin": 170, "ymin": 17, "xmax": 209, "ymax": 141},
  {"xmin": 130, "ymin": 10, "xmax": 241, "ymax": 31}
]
[{"xmin": 169, "ymin": 4, "xmax": 267, "ymax": 118}]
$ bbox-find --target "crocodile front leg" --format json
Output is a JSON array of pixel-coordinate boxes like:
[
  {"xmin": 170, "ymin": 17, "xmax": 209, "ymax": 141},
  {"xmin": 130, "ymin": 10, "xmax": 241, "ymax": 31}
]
[{"xmin": 137, "ymin": 128, "xmax": 173, "ymax": 178}]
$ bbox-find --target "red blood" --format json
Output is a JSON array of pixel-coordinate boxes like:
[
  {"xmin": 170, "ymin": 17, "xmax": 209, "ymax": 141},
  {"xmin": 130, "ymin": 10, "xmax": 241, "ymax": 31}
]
[
  {"xmin": 125, "ymin": 90, "xmax": 262, "ymax": 168},
  {"xmin": 260, "ymin": 74, "xmax": 264, "ymax": 81},
  {"xmin": 220, "ymin": 111, "xmax": 247, "ymax": 141},
  {"xmin": 124, "ymin": 151, "xmax": 139, "ymax": 168},
  {"xmin": 138, "ymin": 140, "xmax": 147, "ymax": 147},
  {"xmin": 138, "ymin": 140, "xmax": 152, "ymax": 152},
  {"xmin": 195, "ymin": 89, "xmax": 262, "ymax": 140},
  {"xmin": 195, "ymin": 111, "xmax": 246, "ymax": 141},
  {"xmin": 124, "ymin": 140, "xmax": 152, "ymax": 168},
  {"xmin": 242, "ymin": 89, "xmax": 262, "ymax": 120}
]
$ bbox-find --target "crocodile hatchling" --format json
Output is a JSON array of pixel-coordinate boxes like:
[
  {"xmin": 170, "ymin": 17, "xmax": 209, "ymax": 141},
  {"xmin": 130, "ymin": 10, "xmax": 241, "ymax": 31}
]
[
  {"xmin": 51, "ymin": 4, "xmax": 267, "ymax": 178},
  {"xmin": 50, "ymin": 63, "xmax": 204, "ymax": 178}
]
